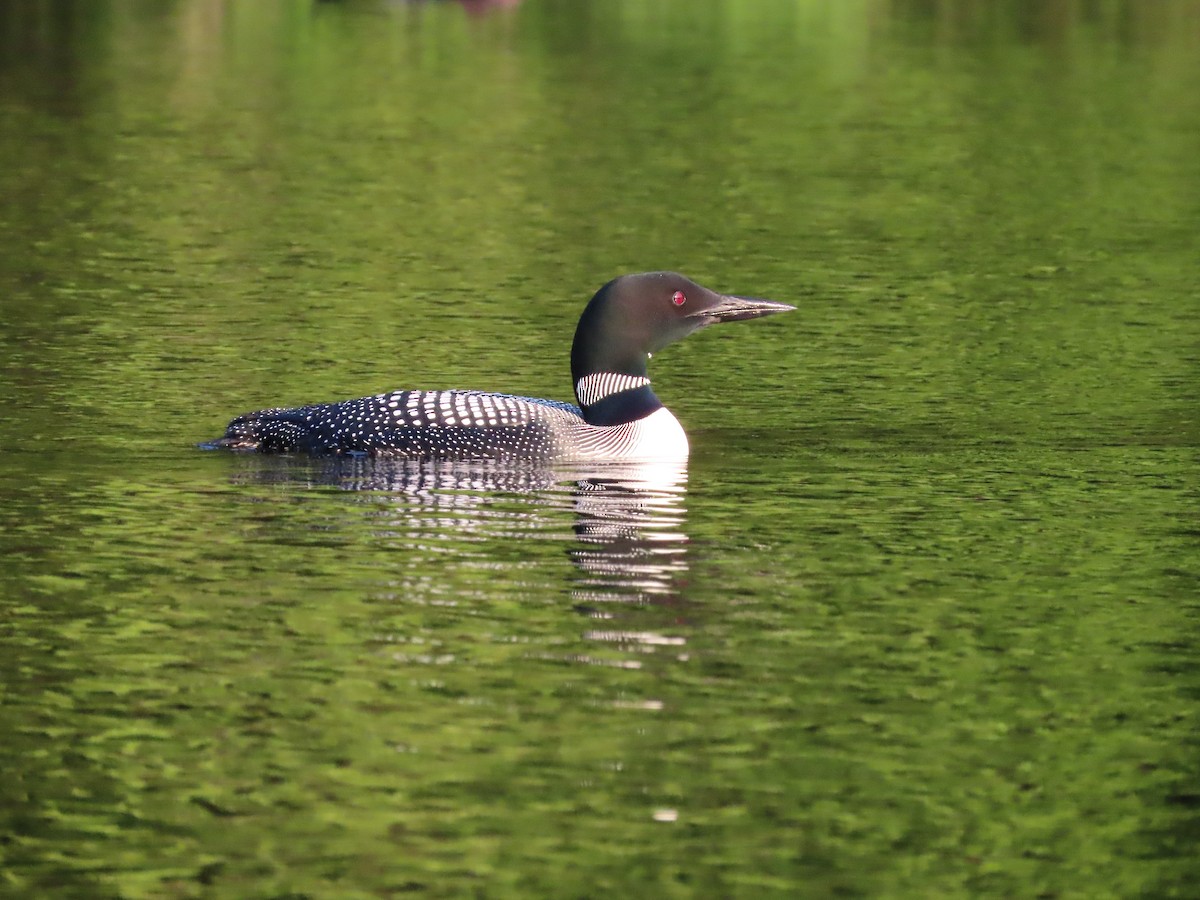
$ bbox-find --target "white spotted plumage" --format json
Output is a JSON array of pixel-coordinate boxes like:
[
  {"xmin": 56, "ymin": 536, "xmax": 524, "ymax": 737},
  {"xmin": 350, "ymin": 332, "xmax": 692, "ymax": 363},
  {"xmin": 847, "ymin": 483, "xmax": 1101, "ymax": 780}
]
[{"xmin": 218, "ymin": 387, "xmax": 688, "ymax": 462}]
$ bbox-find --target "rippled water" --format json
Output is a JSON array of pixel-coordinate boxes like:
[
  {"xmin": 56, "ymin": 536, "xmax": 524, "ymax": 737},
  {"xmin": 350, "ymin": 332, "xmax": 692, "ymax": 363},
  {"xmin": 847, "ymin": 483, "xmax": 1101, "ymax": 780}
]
[{"xmin": 2, "ymin": 1, "xmax": 1199, "ymax": 896}]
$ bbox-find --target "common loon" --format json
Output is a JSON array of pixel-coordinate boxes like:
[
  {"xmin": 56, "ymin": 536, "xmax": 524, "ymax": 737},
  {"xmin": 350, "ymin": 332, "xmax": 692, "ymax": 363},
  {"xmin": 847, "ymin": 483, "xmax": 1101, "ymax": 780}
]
[{"xmin": 204, "ymin": 272, "xmax": 793, "ymax": 461}]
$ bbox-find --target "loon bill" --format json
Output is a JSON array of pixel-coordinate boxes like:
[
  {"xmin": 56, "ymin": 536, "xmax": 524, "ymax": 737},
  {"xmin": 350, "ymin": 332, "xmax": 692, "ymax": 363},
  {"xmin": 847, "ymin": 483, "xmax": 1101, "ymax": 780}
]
[{"xmin": 202, "ymin": 272, "xmax": 794, "ymax": 462}]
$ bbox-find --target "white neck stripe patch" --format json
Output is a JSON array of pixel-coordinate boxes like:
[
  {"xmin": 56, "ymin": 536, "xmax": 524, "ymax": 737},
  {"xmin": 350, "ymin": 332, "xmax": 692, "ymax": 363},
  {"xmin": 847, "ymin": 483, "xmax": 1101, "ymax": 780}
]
[{"xmin": 575, "ymin": 372, "xmax": 651, "ymax": 407}]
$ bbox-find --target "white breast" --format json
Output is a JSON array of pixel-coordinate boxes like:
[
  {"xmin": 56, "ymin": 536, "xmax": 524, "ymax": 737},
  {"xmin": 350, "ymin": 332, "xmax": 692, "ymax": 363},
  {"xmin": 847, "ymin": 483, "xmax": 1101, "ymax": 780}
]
[
  {"xmin": 564, "ymin": 407, "xmax": 689, "ymax": 461},
  {"xmin": 623, "ymin": 407, "xmax": 689, "ymax": 459}
]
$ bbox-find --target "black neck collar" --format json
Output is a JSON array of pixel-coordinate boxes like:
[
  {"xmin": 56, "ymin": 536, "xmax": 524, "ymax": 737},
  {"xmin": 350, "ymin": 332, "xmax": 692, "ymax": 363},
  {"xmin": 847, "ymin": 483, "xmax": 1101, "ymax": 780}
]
[{"xmin": 580, "ymin": 385, "xmax": 663, "ymax": 427}]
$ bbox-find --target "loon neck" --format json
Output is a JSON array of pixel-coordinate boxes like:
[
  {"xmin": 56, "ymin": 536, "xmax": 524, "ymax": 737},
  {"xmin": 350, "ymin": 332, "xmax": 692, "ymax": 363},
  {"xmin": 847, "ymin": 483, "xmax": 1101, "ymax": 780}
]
[{"xmin": 574, "ymin": 372, "xmax": 664, "ymax": 427}]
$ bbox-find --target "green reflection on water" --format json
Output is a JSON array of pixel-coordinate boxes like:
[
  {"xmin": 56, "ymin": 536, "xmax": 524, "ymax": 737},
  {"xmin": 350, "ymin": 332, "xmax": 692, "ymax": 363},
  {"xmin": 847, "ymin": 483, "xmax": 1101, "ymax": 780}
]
[{"xmin": 1, "ymin": 0, "xmax": 1198, "ymax": 897}]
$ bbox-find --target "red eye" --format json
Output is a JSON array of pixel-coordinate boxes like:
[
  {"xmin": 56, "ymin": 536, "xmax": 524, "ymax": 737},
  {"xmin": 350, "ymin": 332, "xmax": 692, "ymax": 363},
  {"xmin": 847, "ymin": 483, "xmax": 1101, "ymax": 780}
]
[{"xmin": 671, "ymin": 290, "xmax": 686, "ymax": 307}]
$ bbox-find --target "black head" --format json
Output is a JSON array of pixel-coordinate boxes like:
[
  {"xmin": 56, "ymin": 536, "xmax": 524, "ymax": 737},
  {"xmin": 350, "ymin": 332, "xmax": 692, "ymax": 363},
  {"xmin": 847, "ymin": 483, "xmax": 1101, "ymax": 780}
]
[{"xmin": 570, "ymin": 272, "xmax": 795, "ymax": 382}]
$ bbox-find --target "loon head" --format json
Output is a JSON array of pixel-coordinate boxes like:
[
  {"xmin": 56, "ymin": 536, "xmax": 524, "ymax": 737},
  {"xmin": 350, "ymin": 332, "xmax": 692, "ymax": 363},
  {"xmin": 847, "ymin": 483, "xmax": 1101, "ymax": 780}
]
[
  {"xmin": 569, "ymin": 272, "xmax": 795, "ymax": 426},
  {"xmin": 570, "ymin": 271, "xmax": 794, "ymax": 382}
]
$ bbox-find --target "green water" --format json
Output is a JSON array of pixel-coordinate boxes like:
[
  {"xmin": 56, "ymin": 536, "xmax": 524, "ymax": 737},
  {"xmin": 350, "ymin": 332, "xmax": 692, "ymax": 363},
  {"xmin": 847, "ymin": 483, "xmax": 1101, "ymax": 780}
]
[{"xmin": 2, "ymin": 1, "xmax": 1198, "ymax": 896}]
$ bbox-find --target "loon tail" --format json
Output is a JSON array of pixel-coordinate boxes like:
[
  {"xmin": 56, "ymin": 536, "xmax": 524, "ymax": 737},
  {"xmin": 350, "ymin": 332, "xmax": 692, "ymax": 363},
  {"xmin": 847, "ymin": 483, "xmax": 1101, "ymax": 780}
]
[
  {"xmin": 197, "ymin": 436, "xmax": 256, "ymax": 451},
  {"xmin": 199, "ymin": 408, "xmax": 306, "ymax": 452}
]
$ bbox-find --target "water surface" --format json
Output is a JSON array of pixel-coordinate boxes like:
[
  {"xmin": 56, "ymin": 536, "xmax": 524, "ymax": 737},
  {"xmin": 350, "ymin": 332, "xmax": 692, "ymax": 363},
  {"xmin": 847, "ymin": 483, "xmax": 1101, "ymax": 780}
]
[{"xmin": 1, "ymin": 1, "xmax": 1198, "ymax": 896}]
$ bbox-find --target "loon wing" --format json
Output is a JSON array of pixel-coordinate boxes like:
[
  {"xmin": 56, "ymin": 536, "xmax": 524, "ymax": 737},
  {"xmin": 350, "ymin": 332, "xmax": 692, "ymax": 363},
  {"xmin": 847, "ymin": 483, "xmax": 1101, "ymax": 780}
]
[{"xmin": 205, "ymin": 390, "xmax": 585, "ymax": 460}]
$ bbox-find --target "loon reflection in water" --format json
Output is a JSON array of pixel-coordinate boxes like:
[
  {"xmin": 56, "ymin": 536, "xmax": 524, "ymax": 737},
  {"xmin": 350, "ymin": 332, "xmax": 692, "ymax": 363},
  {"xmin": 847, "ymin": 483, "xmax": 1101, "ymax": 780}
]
[
  {"xmin": 223, "ymin": 455, "xmax": 692, "ymax": 625},
  {"xmin": 202, "ymin": 272, "xmax": 793, "ymax": 461}
]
